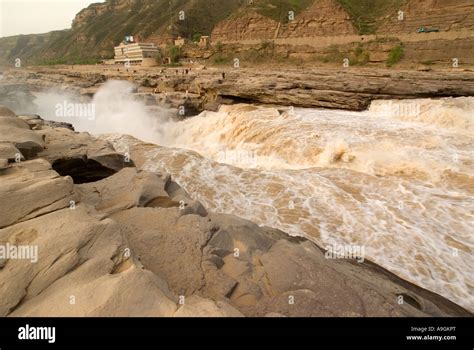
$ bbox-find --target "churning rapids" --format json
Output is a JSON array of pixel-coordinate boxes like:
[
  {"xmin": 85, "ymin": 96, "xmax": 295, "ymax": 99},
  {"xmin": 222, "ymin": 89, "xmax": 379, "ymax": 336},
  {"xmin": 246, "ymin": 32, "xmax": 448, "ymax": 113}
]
[{"xmin": 34, "ymin": 80, "xmax": 474, "ymax": 311}]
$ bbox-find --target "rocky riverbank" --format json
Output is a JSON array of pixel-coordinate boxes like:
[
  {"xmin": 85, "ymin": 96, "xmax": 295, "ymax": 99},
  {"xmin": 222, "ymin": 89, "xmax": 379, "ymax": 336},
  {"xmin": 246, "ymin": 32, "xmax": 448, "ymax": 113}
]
[
  {"xmin": 0, "ymin": 104, "xmax": 471, "ymax": 317},
  {"xmin": 1, "ymin": 65, "xmax": 474, "ymax": 114}
]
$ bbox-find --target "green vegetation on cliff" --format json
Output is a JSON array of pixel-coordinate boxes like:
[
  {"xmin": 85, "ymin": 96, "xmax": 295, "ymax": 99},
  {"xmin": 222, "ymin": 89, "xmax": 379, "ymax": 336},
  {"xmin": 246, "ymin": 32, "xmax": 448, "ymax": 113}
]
[
  {"xmin": 336, "ymin": 0, "xmax": 408, "ymax": 34},
  {"xmin": 0, "ymin": 0, "xmax": 425, "ymax": 66},
  {"xmin": 0, "ymin": 0, "xmax": 243, "ymax": 65},
  {"xmin": 386, "ymin": 44, "xmax": 404, "ymax": 67},
  {"xmin": 244, "ymin": 0, "xmax": 315, "ymax": 22}
]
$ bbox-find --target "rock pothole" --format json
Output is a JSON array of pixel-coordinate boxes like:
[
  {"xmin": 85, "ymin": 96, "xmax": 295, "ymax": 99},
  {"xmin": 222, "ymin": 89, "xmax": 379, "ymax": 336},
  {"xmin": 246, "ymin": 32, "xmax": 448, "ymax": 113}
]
[{"xmin": 52, "ymin": 157, "xmax": 118, "ymax": 184}]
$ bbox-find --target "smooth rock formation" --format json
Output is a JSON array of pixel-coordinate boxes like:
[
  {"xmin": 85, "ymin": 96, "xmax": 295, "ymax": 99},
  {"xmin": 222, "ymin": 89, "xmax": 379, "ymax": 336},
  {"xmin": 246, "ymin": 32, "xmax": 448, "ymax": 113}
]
[
  {"xmin": 173, "ymin": 295, "xmax": 243, "ymax": 317},
  {"xmin": 77, "ymin": 167, "xmax": 169, "ymax": 214},
  {"xmin": 0, "ymin": 143, "xmax": 22, "ymax": 162},
  {"xmin": 0, "ymin": 159, "xmax": 76, "ymax": 229},
  {"xmin": 3, "ymin": 206, "xmax": 177, "ymax": 317},
  {"xmin": 0, "ymin": 106, "xmax": 471, "ymax": 317},
  {"xmin": 0, "ymin": 114, "xmax": 44, "ymax": 159},
  {"xmin": 38, "ymin": 127, "xmax": 131, "ymax": 183}
]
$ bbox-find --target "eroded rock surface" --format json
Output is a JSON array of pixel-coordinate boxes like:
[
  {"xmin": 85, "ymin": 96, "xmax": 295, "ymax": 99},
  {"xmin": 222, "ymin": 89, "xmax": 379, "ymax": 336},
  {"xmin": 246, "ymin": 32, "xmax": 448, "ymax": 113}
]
[
  {"xmin": 3, "ymin": 66, "xmax": 474, "ymax": 113},
  {"xmin": 0, "ymin": 106, "xmax": 471, "ymax": 317},
  {"xmin": 38, "ymin": 127, "xmax": 131, "ymax": 183}
]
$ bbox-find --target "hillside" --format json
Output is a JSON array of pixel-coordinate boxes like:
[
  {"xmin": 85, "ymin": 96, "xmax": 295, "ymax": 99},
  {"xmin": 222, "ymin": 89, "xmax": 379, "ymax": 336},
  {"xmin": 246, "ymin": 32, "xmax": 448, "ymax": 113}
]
[
  {"xmin": 210, "ymin": 0, "xmax": 474, "ymax": 66},
  {"xmin": 337, "ymin": 0, "xmax": 408, "ymax": 34},
  {"xmin": 0, "ymin": 0, "xmax": 244, "ymax": 65},
  {"xmin": 212, "ymin": 0, "xmax": 358, "ymax": 43},
  {"xmin": 0, "ymin": 32, "xmax": 59, "ymax": 66},
  {"xmin": 0, "ymin": 0, "xmax": 473, "ymax": 66},
  {"xmin": 380, "ymin": 0, "xmax": 474, "ymax": 33},
  {"xmin": 0, "ymin": 0, "xmax": 318, "ymax": 65}
]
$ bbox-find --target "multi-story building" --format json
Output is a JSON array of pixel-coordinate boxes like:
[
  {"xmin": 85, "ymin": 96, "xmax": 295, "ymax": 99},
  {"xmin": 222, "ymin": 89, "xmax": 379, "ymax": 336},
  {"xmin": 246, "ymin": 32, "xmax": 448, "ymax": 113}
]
[{"xmin": 114, "ymin": 42, "xmax": 159, "ymax": 66}]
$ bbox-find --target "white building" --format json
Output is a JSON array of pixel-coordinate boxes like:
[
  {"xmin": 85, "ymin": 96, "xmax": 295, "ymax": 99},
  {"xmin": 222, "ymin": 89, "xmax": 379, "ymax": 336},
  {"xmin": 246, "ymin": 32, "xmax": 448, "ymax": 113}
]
[{"xmin": 114, "ymin": 42, "xmax": 159, "ymax": 66}]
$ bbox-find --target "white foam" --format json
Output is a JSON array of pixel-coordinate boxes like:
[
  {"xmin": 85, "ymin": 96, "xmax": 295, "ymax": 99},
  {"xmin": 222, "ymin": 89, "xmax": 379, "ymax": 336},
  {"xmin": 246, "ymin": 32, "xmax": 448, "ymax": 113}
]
[
  {"xmin": 39, "ymin": 82, "xmax": 472, "ymax": 311},
  {"xmin": 108, "ymin": 97, "xmax": 473, "ymax": 312}
]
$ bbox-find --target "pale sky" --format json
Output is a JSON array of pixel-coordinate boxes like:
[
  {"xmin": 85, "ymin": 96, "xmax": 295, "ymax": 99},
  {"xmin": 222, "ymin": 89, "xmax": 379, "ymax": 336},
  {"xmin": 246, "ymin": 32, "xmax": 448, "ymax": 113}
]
[{"xmin": 0, "ymin": 0, "xmax": 105, "ymax": 38}]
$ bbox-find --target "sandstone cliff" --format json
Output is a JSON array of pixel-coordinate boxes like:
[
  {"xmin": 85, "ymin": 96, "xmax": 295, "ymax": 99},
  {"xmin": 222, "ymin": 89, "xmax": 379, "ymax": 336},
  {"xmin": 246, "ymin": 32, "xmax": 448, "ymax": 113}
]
[
  {"xmin": 208, "ymin": 0, "xmax": 474, "ymax": 67},
  {"xmin": 279, "ymin": 0, "xmax": 356, "ymax": 38},
  {"xmin": 211, "ymin": 12, "xmax": 280, "ymax": 43},
  {"xmin": 1, "ymin": 0, "xmax": 473, "ymax": 67},
  {"xmin": 211, "ymin": 0, "xmax": 356, "ymax": 43},
  {"xmin": 380, "ymin": 0, "xmax": 474, "ymax": 34}
]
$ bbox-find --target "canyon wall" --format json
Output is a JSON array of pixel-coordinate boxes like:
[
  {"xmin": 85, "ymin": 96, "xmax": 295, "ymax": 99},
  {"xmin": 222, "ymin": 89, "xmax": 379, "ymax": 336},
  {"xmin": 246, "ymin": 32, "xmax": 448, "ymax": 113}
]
[
  {"xmin": 211, "ymin": 12, "xmax": 280, "ymax": 42},
  {"xmin": 380, "ymin": 0, "xmax": 474, "ymax": 34},
  {"xmin": 209, "ymin": 0, "xmax": 474, "ymax": 66},
  {"xmin": 276, "ymin": 0, "xmax": 356, "ymax": 38},
  {"xmin": 1, "ymin": 0, "xmax": 473, "ymax": 66},
  {"xmin": 212, "ymin": 0, "xmax": 356, "ymax": 43},
  {"xmin": 72, "ymin": 0, "xmax": 135, "ymax": 29}
]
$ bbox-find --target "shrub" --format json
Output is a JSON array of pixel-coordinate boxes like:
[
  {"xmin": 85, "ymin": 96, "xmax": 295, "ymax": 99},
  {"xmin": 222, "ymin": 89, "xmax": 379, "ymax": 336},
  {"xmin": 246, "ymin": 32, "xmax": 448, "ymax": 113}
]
[
  {"xmin": 260, "ymin": 40, "xmax": 273, "ymax": 51},
  {"xmin": 348, "ymin": 44, "xmax": 370, "ymax": 66},
  {"xmin": 212, "ymin": 53, "xmax": 232, "ymax": 65},
  {"xmin": 215, "ymin": 41, "xmax": 224, "ymax": 52},
  {"xmin": 386, "ymin": 44, "xmax": 404, "ymax": 67},
  {"xmin": 192, "ymin": 33, "xmax": 202, "ymax": 43},
  {"xmin": 167, "ymin": 45, "xmax": 181, "ymax": 63}
]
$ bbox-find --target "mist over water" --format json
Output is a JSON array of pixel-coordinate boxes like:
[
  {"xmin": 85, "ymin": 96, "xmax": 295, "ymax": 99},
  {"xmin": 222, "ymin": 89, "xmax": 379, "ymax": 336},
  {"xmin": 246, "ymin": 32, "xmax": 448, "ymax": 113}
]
[
  {"xmin": 34, "ymin": 80, "xmax": 174, "ymax": 143},
  {"xmin": 31, "ymin": 81, "xmax": 474, "ymax": 311}
]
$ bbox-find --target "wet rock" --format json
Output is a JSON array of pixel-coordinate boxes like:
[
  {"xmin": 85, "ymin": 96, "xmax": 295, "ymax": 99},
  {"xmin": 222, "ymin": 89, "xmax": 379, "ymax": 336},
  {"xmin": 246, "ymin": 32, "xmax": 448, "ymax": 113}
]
[
  {"xmin": 164, "ymin": 178, "xmax": 208, "ymax": 217},
  {"xmin": 179, "ymin": 200, "xmax": 208, "ymax": 217},
  {"xmin": 209, "ymin": 214, "xmax": 276, "ymax": 259},
  {"xmin": 165, "ymin": 178, "xmax": 191, "ymax": 200},
  {"xmin": 105, "ymin": 134, "xmax": 472, "ymax": 317}
]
